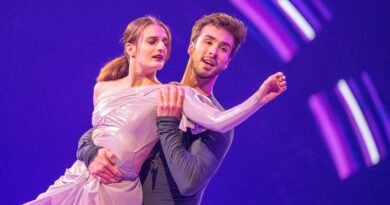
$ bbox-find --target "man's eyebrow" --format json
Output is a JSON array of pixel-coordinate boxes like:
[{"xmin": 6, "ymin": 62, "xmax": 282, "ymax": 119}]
[
  {"xmin": 204, "ymin": 34, "xmax": 216, "ymax": 41},
  {"xmin": 204, "ymin": 34, "xmax": 232, "ymax": 48}
]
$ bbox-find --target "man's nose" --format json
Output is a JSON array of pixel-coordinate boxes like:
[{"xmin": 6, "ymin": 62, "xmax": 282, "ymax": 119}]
[{"xmin": 208, "ymin": 46, "xmax": 218, "ymax": 57}]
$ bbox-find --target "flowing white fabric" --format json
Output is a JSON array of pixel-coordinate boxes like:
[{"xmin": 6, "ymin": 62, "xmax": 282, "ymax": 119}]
[{"xmin": 25, "ymin": 85, "xmax": 262, "ymax": 205}]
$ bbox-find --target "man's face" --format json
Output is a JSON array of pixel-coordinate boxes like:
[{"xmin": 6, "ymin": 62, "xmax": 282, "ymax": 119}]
[{"xmin": 188, "ymin": 25, "xmax": 234, "ymax": 79}]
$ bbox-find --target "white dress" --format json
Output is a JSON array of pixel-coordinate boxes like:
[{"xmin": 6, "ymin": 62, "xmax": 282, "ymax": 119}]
[{"xmin": 25, "ymin": 85, "xmax": 261, "ymax": 205}]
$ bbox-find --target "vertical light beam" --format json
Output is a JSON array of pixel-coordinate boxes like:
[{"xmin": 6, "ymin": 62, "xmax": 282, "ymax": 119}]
[
  {"xmin": 309, "ymin": 93, "xmax": 357, "ymax": 179},
  {"xmin": 275, "ymin": 0, "xmax": 316, "ymax": 41},
  {"xmin": 336, "ymin": 79, "xmax": 380, "ymax": 166},
  {"xmin": 230, "ymin": 0, "xmax": 297, "ymax": 62},
  {"xmin": 348, "ymin": 78, "xmax": 387, "ymax": 159},
  {"xmin": 310, "ymin": 0, "xmax": 332, "ymax": 22},
  {"xmin": 361, "ymin": 72, "xmax": 390, "ymax": 144},
  {"xmin": 291, "ymin": 0, "xmax": 322, "ymax": 31}
]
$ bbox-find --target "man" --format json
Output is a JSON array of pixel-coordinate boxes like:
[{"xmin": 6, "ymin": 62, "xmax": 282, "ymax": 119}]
[{"xmin": 77, "ymin": 13, "xmax": 286, "ymax": 204}]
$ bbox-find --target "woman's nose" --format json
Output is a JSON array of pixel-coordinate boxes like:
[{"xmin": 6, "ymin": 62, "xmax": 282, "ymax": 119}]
[{"xmin": 157, "ymin": 41, "xmax": 166, "ymax": 51}]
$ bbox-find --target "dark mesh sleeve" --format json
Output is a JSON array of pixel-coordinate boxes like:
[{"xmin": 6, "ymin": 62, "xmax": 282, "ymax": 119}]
[
  {"xmin": 76, "ymin": 128, "xmax": 103, "ymax": 167},
  {"xmin": 157, "ymin": 116, "xmax": 232, "ymax": 196}
]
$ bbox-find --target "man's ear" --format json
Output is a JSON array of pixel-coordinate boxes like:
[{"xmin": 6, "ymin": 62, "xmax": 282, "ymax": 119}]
[
  {"xmin": 223, "ymin": 58, "xmax": 232, "ymax": 70},
  {"xmin": 125, "ymin": 43, "xmax": 136, "ymax": 58},
  {"xmin": 187, "ymin": 41, "xmax": 195, "ymax": 55}
]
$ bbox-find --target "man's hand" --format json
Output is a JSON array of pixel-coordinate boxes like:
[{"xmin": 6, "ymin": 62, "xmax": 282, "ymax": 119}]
[
  {"xmin": 88, "ymin": 148, "xmax": 123, "ymax": 184},
  {"xmin": 256, "ymin": 72, "xmax": 287, "ymax": 105},
  {"xmin": 157, "ymin": 85, "xmax": 185, "ymax": 119}
]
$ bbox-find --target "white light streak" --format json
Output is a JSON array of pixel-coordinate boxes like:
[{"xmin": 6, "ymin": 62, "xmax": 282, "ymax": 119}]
[
  {"xmin": 277, "ymin": 0, "xmax": 316, "ymax": 41},
  {"xmin": 337, "ymin": 79, "xmax": 380, "ymax": 165}
]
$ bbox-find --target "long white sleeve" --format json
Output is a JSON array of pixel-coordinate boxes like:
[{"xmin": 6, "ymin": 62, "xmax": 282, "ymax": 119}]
[{"xmin": 181, "ymin": 86, "xmax": 262, "ymax": 133}]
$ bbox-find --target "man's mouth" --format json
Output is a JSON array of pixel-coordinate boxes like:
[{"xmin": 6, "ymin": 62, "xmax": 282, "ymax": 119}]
[{"xmin": 202, "ymin": 58, "xmax": 216, "ymax": 67}]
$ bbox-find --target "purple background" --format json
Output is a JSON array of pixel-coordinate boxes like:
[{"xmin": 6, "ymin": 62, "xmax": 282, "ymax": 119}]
[{"xmin": 1, "ymin": 0, "xmax": 389, "ymax": 204}]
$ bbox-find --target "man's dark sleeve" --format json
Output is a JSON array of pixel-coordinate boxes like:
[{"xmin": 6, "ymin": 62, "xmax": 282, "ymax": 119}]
[
  {"xmin": 76, "ymin": 128, "xmax": 103, "ymax": 167},
  {"xmin": 157, "ymin": 116, "xmax": 233, "ymax": 196}
]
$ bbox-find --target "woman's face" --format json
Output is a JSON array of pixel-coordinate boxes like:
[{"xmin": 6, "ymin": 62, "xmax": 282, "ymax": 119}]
[{"xmin": 131, "ymin": 24, "xmax": 169, "ymax": 74}]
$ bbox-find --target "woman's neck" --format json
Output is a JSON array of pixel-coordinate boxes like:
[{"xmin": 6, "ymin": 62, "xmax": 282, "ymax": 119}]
[{"xmin": 124, "ymin": 65, "xmax": 161, "ymax": 87}]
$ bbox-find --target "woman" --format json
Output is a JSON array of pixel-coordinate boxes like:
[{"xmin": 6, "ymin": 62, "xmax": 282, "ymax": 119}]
[{"xmin": 26, "ymin": 16, "xmax": 286, "ymax": 204}]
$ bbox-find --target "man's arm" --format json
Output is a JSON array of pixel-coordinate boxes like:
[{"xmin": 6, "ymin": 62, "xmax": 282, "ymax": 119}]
[
  {"xmin": 76, "ymin": 128, "xmax": 123, "ymax": 184},
  {"xmin": 157, "ymin": 86, "xmax": 233, "ymax": 195},
  {"xmin": 157, "ymin": 117, "xmax": 233, "ymax": 196},
  {"xmin": 77, "ymin": 128, "xmax": 101, "ymax": 166}
]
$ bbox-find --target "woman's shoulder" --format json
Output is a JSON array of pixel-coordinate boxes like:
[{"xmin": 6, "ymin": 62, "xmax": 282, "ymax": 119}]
[
  {"xmin": 95, "ymin": 80, "xmax": 126, "ymax": 93},
  {"xmin": 93, "ymin": 80, "xmax": 127, "ymax": 106}
]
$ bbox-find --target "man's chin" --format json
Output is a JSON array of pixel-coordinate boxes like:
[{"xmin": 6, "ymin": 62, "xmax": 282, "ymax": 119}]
[
  {"xmin": 196, "ymin": 71, "xmax": 214, "ymax": 79},
  {"xmin": 193, "ymin": 65, "xmax": 216, "ymax": 79}
]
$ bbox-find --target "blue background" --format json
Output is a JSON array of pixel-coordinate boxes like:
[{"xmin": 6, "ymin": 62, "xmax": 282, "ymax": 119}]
[{"xmin": 1, "ymin": 0, "xmax": 389, "ymax": 204}]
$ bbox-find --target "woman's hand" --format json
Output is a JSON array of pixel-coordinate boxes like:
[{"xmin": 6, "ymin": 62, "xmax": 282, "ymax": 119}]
[
  {"xmin": 256, "ymin": 72, "xmax": 287, "ymax": 105},
  {"xmin": 157, "ymin": 85, "xmax": 185, "ymax": 120}
]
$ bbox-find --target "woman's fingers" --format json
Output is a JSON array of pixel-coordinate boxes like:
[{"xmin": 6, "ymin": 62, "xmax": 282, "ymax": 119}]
[{"xmin": 157, "ymin": 85, "xmax": 184, "ymax": 119}]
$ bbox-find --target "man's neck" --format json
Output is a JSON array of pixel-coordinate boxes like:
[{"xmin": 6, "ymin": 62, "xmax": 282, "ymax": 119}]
[{"xmin": 180, "ymin": 61, "xmax": 217, "ymax": 96}]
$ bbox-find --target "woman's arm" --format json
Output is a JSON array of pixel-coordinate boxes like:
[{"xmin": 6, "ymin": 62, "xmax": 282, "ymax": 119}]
[{"xmin": 181, "ymin": 72, "xmax": 287, "ymax": 133}]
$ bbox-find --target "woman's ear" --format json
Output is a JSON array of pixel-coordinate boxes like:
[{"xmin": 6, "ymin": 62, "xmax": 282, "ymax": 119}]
[{"xmin": 125, "ymin": 43, "xmax": 136, "ymax": 58}]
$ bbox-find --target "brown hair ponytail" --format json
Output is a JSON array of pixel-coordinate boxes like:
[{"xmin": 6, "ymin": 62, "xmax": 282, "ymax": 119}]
[{"xmin": 96, "ymin": 55, "xmax": 128, "ymax": 82}]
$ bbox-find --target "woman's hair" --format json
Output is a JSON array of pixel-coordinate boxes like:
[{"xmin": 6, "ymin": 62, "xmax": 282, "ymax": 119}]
[{"xmin": 97, "ymin": 16, "xmax": 172, "ymax": 82}]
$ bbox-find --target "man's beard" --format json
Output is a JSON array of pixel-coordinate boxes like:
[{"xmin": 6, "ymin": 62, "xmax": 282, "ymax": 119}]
[{"xmin": 190, "ymin": 58, "xmax": 218, "ymax": 80}]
